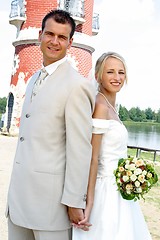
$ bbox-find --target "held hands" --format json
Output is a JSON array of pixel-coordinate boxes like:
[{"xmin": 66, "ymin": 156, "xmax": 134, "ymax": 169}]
[{"xmin": 68, "ymin": 207, "xmax": 92, "ymax": 231}]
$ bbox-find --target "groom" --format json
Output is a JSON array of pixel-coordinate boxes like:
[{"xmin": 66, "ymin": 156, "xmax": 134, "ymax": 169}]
[{"xmin": 6, "ymin": 9, "xmax": 95, "ymax": 240}]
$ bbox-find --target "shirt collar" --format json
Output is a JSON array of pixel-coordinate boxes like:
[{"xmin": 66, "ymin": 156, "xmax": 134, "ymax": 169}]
[{"xmin": 42, "ymin": 57, "xmax": 67, "ymax": 76}]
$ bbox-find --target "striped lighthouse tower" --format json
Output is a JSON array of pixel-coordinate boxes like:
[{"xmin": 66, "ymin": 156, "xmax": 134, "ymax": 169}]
[{"xmin": 5, "ymin": 0, "xmax": 99, "ymax": 135}]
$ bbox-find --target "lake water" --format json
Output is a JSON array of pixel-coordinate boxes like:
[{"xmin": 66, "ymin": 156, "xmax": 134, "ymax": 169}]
[{"xmin": 124, "ymin": 122, "xmax": 160, "ymax": 150}]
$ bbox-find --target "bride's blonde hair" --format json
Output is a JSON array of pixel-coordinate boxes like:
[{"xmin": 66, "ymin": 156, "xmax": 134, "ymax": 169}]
[{"xmin": 95, "ymin": 52, "xmax": 128, "ymax": 83}]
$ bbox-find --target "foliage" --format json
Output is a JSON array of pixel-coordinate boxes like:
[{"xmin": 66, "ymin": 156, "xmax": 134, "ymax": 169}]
[
  {"xmin": 128, "ymin": 107, "xmax": 146, "ymax": 122},
  {"xmin": 145, "ymin": 107, "xmax": 156, "ymax": 121},
  {"xmin": 0, "ymin": 97, "xmax": 7, "ymax": 114},
  {"xmin": 156, "ymin": 109, "xmax": 160, "ymax": 123},
  {"xmin": 119, "ymin": 105, "xmax": 160, "ymax": 123},
  {"xmin": 119, "ymin": 105, "xmax": 129, "ymax": 121}
]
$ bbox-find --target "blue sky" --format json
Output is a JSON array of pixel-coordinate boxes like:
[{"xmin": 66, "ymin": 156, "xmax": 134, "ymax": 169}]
[{"xmin": 0, "ymin": 0, "xmax": 160, "ymax": 111}]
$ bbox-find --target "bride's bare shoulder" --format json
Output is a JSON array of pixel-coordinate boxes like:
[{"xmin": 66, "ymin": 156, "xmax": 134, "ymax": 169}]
[{"xmin": 93, "ymin": 96, "xmax": 109, "ymax": 119}]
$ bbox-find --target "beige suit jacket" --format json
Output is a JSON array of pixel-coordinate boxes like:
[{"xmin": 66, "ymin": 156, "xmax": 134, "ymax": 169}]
[{"xmin": 7, "ymin": 60, "xmax": 95, "ymax": 231}]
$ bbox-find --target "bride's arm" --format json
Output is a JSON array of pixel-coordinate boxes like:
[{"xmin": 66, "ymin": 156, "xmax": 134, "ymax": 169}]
[
  {"xmin": 77, "ymin": 102, "xmax": 106, "ymax": 230},
  {"xmin": 84, "ymin": 133, "xmax": 102, "ymax": 217},
  {"xmin": 73, "ymin": 133, "xmax": 102, "ymax": 231}
]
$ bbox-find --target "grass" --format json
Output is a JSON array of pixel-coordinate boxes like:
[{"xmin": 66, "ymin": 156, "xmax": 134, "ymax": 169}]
[
  {"xmin": 124, "ymin": 120, "xmax": 160, "ymax": 126},
  {"xmin": 127, "ymin": 148, "xmax": 160, "ymax": 162}
]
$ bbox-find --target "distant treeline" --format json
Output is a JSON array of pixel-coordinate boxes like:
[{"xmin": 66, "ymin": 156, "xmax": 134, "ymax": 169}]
[
  {"xmin": 0, "ymin": 97, "xmax": 160, "ymax": 123},
  {"xmin": 119, "ymin": 105, "xmax": 160, "ymax": 123},
  {"xmin": 0, "ymin": 97, "xmax": 7, "ymax": 114}
]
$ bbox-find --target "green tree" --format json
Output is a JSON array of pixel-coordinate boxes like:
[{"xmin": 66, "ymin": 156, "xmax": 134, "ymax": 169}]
[
  {"xmin": 156, "ymin": 109, "xmax": 160, "ymax": 123},
  {"xmin": 145, "ymin": 107, "xmax": 155, "ymax": 120},
  {"xmin": 119, "ymin": 105, "xmax": 129, "ymax": 121},
  {"xmin": 140, "ymin": 110, "xmax": 147, "ymax": 122},
  {"xmin": 129, "ymin": 107, "xmax": 146, "ymax": 122},
  {"xmin": 0, "ymin": 97, "xmax": 7, "ymax": 114},
  {"xmin": 128, "ymin": 107, "xmax": 137, "ymax": 121}
]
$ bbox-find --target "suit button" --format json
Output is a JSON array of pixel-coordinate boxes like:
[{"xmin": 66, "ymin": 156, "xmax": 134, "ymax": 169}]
[
  {"xmin": 26, "ymin": 113, "xmax": 30, "ymax": 118},
  {"xmin": 20, "ymin": 137, "xmax": 24, "ymax": 142},
  {"xmin": 83, "ymin": 194, "xmax": 87, "ymax": 202}
]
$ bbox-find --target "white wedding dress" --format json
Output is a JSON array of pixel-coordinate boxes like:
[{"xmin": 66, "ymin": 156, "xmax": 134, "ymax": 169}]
[{"xmin": 72, "ymin": 119, "xmax": 152, "ymax": 240}]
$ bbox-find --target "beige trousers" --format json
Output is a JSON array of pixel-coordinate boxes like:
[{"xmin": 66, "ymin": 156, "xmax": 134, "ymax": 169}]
[{"xmin": 8, "ymin": 216, "xmax": 72, "ymax": 240}]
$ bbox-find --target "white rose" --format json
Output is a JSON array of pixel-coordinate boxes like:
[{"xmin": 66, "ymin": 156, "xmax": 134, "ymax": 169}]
[
  {"xmin": 136, "ymin": 187, "xmax": 142, "ymax": 193},
  {"xmin": 135, "ymin": 159, "xmax": 144, "ymax": 167},
  {"xmin": 147, "ymin": 172, "xmax": 152, "ymax": 178},
  {"xmin": 130, "ymin": 174, "xmax": 137, "ymax": 181},
  {"xmin": 125, "ymin": 164, "xmax": 130, "ymax": 170},
  {"xmin": 142, "ymin": 170, "xmax": 147, "ymax": 175},
  {"xmin": 134, "ymin": 168, "xmax": 142, "ymax": 175},
  {"xmin": 138, "ymin": 174, "xmax": 145, "ymax": 183},
  {"xmin": 129, "ymin": 164, "xmax": 136, "ymax": 171},
  {"xmin": 122, "ymin": 175, "xmax": 129, "ymax": 182},
  {"xmin": 135, "ymin": 180, "xmax": 140, "ymax": 187}
]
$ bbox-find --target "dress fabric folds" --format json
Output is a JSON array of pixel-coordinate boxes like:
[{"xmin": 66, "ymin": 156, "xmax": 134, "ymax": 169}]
[{"xmin": 72, "ymin": 119, "xmax": 152, "ymax": 240}]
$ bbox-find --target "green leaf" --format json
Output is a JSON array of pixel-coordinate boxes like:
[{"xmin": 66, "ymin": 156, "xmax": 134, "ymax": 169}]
[
  {"xmin": 120, "ymin": 190, "xmax": 135, "ymax": 200},
  {"xmin": 118, "ymin": 158, "xmax": 125, "ymax": 167}
]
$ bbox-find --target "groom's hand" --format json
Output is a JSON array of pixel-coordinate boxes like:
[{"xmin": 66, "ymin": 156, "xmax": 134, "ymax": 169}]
[
  {"xmin": 68, "ymin": 207, "xmax": 92, "ymax": 231},
  {"xmin": 68, "ymin": 207, "xmax": 84, "ymax": 224}
]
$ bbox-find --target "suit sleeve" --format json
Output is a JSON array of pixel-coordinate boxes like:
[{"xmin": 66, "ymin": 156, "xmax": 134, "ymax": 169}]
[{"xmin": 61, "ymin": 80, "xmax": 95, "ymax": 209}]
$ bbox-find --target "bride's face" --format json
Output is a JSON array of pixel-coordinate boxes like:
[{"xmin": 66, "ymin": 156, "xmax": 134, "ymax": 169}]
[{"xmin": 101, "ymin": 57, "xmax": 126, "ymax": 93}]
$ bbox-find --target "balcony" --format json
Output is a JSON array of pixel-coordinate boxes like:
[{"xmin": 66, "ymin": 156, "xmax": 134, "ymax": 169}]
[
  {"xmin": 92, "ymin": 13, "xmax": 99, "ymax": 35},
  {"xmin": 9, "ymin": 0, "xmax": 26, "ymax": 29},
  {"xmin": 59, "ymin": 0, "xmax": 85, "ymax": 25}
]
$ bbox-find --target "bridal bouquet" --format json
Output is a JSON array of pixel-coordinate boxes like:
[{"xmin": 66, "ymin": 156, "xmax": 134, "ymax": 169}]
[{"xmin": 114, "ymin": 157, "xmax": 158, "ymax": 201}]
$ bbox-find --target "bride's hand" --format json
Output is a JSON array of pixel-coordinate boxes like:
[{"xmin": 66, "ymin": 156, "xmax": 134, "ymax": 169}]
[{"xmin": 72, "ymin": 206, "xmax": 92, "ymax": 231}]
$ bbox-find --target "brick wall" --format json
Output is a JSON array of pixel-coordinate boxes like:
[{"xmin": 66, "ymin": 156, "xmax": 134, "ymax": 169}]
[
  {"xmin": 69, "ymin": 47, "xmax": 92, "ymax": 77},
  {"xmin": 22, "ymin": 0, "xmax": 58, "ymax": 29},
  {"xmin": 10, "ymin": 44, "xmax": 42, "ymax": 86}
]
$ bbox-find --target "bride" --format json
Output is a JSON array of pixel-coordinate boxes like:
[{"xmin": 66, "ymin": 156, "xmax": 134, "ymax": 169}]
[{"xmin": 72, "ymin": 52, "xmax": 152, "ymax": 240}]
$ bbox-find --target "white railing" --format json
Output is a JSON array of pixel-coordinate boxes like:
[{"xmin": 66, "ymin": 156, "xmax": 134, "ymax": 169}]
[
  {"xmin": 59, "ymin": 0, "xmax": 85, "ymax": 18},
  {"xmin": 92, "ymin": 13, "xmax": 99, "ymax": 31},
  {"xmin": 9, "ymin": 0, "xmax": 26, "ymax": 18}
]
